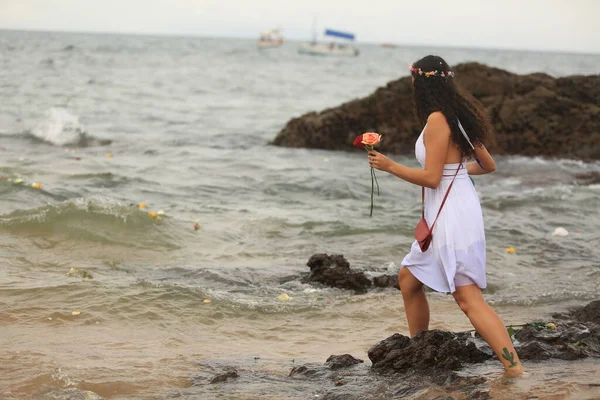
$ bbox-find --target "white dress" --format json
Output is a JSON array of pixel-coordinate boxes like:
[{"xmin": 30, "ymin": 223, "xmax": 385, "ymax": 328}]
[{"xmin": 401, "ymin": 128, "xmax": 487, "ymax": 293}]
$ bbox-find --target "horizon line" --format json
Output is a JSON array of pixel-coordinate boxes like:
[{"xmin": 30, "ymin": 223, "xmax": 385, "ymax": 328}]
[{"xmin": 1, "ymin": 27, "xmax": 599, "ymax": 57}]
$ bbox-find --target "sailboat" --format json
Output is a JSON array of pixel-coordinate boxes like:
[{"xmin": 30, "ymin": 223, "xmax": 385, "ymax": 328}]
[
  {"xmin": 298, "ymin": 28, "xmax": 359, "ymax": 57},
  {"xmin": 257, "ymin": 29, "xmax": 284, "ymax": 48}
]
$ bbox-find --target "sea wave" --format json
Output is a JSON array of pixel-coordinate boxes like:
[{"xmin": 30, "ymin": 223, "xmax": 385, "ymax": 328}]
[{"xmin": 0, "ymin": 197, "xmax": 179, "ymax": 249}]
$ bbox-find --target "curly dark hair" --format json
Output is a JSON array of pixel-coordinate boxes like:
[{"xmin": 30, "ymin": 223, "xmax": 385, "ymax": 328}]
[{"xmin": 411, "ymin": 55, "xmax": 494, "ymax": 158}]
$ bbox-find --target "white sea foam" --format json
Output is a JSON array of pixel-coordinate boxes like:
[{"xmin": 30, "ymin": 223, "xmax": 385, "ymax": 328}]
[{"xmin": 31, "ymin": 107, "xmax": 86, "ymax": 146}]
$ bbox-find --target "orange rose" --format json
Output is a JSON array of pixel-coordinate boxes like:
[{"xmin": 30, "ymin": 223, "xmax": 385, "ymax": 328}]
[
  {"xmin": 361, "ymin": 132, "xmax": 382, "ymax": 147},
  {"xmin": 352, "ymin": 132, "xmax": 382, "ymax": 217}
]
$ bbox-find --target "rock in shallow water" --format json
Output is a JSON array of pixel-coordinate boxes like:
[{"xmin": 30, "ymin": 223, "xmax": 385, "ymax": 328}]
[
  {"xmin": 368, "ymin": 330, "xmax": 493, "ymax": 373},
  {"xmin": 302, "ymin": 253, "xmax": 398, "ymax": 293},
  {"xmin": 289, "ymin": 354, "xmax": 364, "ymax": 378},
  {"xmin": 302, "ymin": 253, "xmax": 373, "ymax": 293},
  {"xmin": 575, "ymin": 172, "xmax": 600, "ymax": 186},
  {"xmin": 209, "ymin": 367, "xmax": 239, "ymax": 384},
  {"xmin": 514, "ymin": 320, "xmax": 600, "ymax": 361},
  {"xmin": 372, "ymin": 274, "xmax": 399, "ymax": 289},
  {"xmin": 563, "ymin": 300, "xmax": 600, "ymax": 325},
  {"xmin": 325, "ymin": 354, "xmax": 364, "ymax": 370}
]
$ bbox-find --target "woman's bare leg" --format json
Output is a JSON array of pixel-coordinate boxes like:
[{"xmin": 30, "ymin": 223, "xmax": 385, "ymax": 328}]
[
  {"xmin": 398, "ymin": 267, "xmax": 429, "ymax": 336},
  {"xmin": 453, "ymin": 284, "xmax": 524, "ymax": 376}
]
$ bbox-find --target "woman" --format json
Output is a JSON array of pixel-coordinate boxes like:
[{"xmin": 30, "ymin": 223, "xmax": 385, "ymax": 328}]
[{"xmin": 367, "ymin": 55, "xmax": 523, "ymax": 376}]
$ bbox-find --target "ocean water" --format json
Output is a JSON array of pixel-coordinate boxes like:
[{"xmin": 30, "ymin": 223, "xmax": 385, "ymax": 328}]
[{"xmin": 1, "ymin": 30, "xmax": 600, "ymax": 399}]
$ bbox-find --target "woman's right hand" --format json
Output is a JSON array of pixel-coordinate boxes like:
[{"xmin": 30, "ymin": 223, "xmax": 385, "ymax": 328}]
[
  {"xmin": 467, "ymin": 144, "xmax": 496, "ymax": 175},
  {"xmin": 368, "ymin": 150, "xmax": 394, "ymax": 172}
]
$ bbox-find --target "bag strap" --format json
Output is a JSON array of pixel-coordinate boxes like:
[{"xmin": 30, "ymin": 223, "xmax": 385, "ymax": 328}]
[{"xmin": 421, "ymin": 162, "xmax": 462, "ymax": 231}]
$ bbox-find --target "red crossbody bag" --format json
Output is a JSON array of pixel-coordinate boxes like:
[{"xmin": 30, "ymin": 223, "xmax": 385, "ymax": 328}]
[{"xmin": 414, "ymin": 163, "xmax": 462, "ymax": 252}]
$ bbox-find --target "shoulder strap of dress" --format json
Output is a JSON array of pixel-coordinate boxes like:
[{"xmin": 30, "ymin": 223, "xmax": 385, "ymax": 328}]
[{"xmin": 456, "ymin": 119, "xmax": 475, "ymax": 150}]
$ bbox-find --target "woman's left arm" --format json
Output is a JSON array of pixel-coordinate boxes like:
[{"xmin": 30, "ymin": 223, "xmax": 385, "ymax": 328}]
[{"xmin": 368, "ymin": 113, "xmax": 449, "ymax": 189}]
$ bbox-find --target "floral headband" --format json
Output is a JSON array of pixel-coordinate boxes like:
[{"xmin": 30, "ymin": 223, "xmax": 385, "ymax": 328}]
[{"xmin": 409, "ymin": 63, "xmax": 455, "ymax": 78}]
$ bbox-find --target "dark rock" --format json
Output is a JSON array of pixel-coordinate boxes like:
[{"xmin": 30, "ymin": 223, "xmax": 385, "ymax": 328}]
[
  {"xmin": 302, "ymin": 253, "xmax": 372, "ymax": 293},
  {"xmin": 575, "ymin": 172, "xmax": 600, "ymax": 186},
  {"xmin": 561, "ymin": 323, "xmax": 593, "ymax": 342},
  {"xmin": 551, "ymin": 312, "xmax": 570, "ymax": 320},
  {"xmin": 271, "ymin": 63, "xmax": 600, "ymax": 160},
  {"xmin": 514, "ymin": 320, "xmax": 600, "ymax": 361},
  {"xmin": 297, "ymin": 254, "xmax": 400, "ymax": 292},
  {"xmin": 210, "ymin": 367, "xmax": 239, "ymax": 384},
  {"xmin": 513, "ymin": 325, "xmax": 561, "ymax": 343},
  {"xmin": 566, "ymin": 300, "xmax": 600, "ymax": 324},
  {"xmin": 307, "ymin": 253, "xmax": 349, "ymax": 273},
  {"xmin": 368, "ymin": 330, "xmax": 492, "ymax": 374},
  {"xmin": 288, "ymin": 362, "xmax": 334, "ymax": 380},
  {"xmin": 372, "ymin": 274, "xmax": 400, "ymax": 289},
  {"xmin": 558, "ymin": 344, "xmax": 589, "ymax": 361},
  {"xmin": 517, "ymin": 341, "xmax": 554, "ymax": 360},
  {"xmin": 325, "ymin": 354, "xmax": 364, "ymax": 370},
  {"xmin": 367, "ymin": 333, "xmax": 411, "ymax": 365},
  {"xmin": 289, "ymin": 364, "xmax": 318, "ymax": 377},
  {"xmin": 290, "ymin": 355, "xmax": 365, "ymax": 382}
]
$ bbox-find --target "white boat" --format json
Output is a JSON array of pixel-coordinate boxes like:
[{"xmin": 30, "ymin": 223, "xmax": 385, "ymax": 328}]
[
  {"xmin": 298, "ymin": 42, "xmax": 359, "ymax": 57},
  {"xmin": 257, "ymin": 29, "xmax": 283, "ymax": 48},
  {"xmin": 298, "ymin": 29, "xmax": 359, "ymax": 57}
]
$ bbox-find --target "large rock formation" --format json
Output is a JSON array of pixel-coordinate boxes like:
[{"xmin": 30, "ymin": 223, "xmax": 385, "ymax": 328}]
[{"xmin": 271, "ymin": 63, "xmax": 600, "ymax": 159}]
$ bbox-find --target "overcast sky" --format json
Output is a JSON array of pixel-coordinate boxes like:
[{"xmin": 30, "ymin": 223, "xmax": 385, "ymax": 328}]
[{"xmin": 1, "ymin": 0, "xmax": 598, "ymax": 53}]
